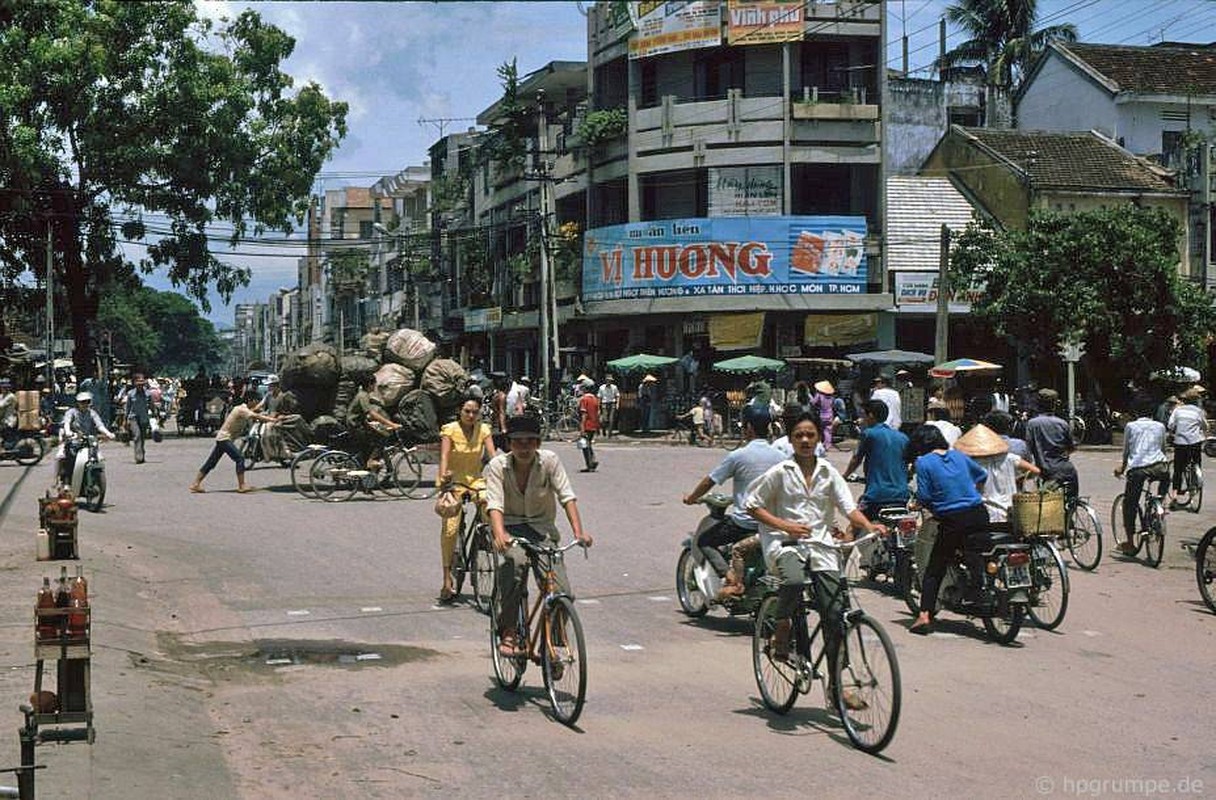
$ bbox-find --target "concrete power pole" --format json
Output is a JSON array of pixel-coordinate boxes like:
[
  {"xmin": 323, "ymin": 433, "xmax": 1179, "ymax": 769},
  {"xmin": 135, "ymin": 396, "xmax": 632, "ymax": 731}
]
[{"xmin": 934, "ymin": 223, "xmax": 950, "ymax": 364}]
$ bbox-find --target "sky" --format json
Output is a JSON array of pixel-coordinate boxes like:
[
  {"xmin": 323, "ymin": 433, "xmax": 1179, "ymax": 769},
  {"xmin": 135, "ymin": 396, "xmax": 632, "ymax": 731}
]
[{"xmin": 156, "ymin": 0, "xmax": 1216, "ymax": 326}]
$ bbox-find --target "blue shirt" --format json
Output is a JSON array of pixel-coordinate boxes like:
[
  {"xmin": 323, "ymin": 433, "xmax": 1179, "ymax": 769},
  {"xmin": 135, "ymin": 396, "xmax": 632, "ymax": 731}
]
[
  {"xmin": 856, "ymin": 423, "xmax": 910, "ymax": 506},
  {"xmin": 915, "ymin": 449, "xmax": 986, "ymax": 515},
  {"xmin": 708, "ymin": 438, "xmax": 787, "ymax": 529}
]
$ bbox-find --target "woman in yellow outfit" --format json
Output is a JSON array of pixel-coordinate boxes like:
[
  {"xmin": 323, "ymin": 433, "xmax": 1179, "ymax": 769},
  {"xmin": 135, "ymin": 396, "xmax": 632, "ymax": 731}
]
[{"xmin": 437, "ymin": 396, "xmax": 497, "ymax": 602}]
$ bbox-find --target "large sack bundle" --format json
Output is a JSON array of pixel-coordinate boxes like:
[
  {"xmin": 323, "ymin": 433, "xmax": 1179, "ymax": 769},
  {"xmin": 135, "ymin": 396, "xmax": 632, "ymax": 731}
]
[
  {"xmin": 280, "ymin": 343, "xmax": 339, "ymax": 419},
  {"xmin": 331, "ymin": 380, "xmax": 357, "ymax": 425},
  {"xmin": 309, "ymin": 414, "xmax": 344, "ymax": 445},
  {"xmin": 262, "ymin": 414, "xmax": 313, "ymax": 461},
  {"xmin": 339, "ymin": 355, "xmax": 378, "ymax": 384},
  {"xmin": 360, "ymin": 328, "xmax": 391, "ymax": 361},
  {"xmin": 396, "ymin": 389, "xmax": 439, "ymax": 444},
  {"xmin": 374, "ymin": 363, "xmax": 417, "ymax": 410},
  {"xmin": 383, "ymin": 327, "xmax": 436, "ymax": 371},
  {"xmin": 420, "ymin": 358, "xmax": 467, "ymax": 408}
]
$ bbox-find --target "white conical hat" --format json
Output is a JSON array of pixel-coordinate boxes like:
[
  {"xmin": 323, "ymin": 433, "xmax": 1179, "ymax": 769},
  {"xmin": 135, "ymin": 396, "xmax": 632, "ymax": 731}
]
[{"xmin": 954, "ymin": 424, "xmax": 1009, "ymax": 458}]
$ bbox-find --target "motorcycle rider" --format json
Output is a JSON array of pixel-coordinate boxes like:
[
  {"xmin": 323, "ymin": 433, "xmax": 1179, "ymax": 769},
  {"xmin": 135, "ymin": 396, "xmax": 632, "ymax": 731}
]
[
  {"xmin": 118, "ymin": 372, "xmax": 157, "ymax": 464},
  {"xmin": 0, "ymin": 378, "xmax": 17, "ymax": 447},
  {"xmin": 842, "ymin": 400, "xmax": 911, "ymax": 519},
  {"xmin": 681, "ymin": 406, "xmax": 785, "ymax": 601},
  {"xmin": 54, "ymin": 392, "xmax": 116, "ymax": 486}
]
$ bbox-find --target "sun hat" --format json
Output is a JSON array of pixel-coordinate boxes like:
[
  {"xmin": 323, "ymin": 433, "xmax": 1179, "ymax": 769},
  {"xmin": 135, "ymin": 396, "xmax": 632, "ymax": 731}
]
[
  {"xmin": 75, "ymin": 392, "xmax": 93, "ymax": 403},
  {"xmin": 813, "ymin": 380, "xmax": 835, "ymax": 395},
  {"xmin": 506, "ymin": 415, "xmax": 542, "ymax": 440},
  {"xmin": 642, "ymin": 374, "xmax": 658, "ymax": 383},
  {"xmin": 1037, "ymin": 388, "xmax": 1059, "ymax": 403},
  {"xmin": 1181, "ymin": 385, "xmax": 1206, "ymax": 401},
  {"xmin": 953, "ymin": 424, "xmax": 1009, "ymax": 458}
]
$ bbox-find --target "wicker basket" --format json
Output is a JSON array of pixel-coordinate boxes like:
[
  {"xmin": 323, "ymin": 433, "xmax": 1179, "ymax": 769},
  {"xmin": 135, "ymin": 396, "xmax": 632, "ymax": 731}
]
[{"xmin": 1010, "ymin": 490, "xmax": 1066, "ymax": 537}]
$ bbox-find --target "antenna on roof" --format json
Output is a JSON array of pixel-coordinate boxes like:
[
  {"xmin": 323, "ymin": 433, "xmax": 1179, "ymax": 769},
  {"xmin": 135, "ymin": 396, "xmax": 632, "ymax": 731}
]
[{"xmin": 417, "ymin": 117, "xmax": 477, "ymax": 138}]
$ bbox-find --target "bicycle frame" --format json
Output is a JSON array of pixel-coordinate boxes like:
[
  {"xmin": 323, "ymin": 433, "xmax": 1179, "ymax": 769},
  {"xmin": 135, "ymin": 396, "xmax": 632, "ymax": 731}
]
[{"xmin": 512, "ymin": 539, "xmax": 583, "ymax": 664}]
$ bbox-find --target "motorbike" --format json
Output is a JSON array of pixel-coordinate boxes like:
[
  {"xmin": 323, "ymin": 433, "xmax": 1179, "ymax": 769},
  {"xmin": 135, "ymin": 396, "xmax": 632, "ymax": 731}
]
[
  {"xmin": 61, "ymin": 435, "xmax": 106, "ymax": 512},
  {"xmin": 904, "ymin": 524, "xmax": 1033, "ymax": 644},
  {"xmin": 0, "ymin": 427, "xmax": 46, "ymax": 466},
  {"xmin": 856, "ymin": 504, "xmax": 920, "ymax": 608},
  {"xmin": 200, "ymin": 393, "xmax": 228, "ymax": 436},
  {"xmin": 676, "ymin": 493, "xmax": 767, "ymax": 618}
]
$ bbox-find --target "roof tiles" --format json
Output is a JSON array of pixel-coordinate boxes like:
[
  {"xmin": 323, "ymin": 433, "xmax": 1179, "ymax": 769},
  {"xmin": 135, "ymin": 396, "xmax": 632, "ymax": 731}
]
[{"xmin": 1058, "ymin": 42, "xmax": 1216, "ymax": 96}]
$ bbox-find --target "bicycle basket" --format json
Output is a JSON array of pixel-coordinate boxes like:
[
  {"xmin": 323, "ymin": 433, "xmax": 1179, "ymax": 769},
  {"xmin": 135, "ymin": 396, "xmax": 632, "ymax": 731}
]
[{"xmin": 1010, "ymin": 490, "xmax": 1065, "ymax": 537}]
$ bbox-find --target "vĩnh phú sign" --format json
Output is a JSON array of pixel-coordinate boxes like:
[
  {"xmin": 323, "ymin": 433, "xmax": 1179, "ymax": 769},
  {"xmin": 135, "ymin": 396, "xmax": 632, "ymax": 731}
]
[{"xmin": 582, "ymin": 216, "xmax": 868, "ymax": 302}]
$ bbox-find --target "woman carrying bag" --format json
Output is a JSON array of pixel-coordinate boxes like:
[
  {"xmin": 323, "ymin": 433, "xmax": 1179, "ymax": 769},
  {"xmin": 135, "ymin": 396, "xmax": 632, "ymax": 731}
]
[{"xmin": 435, "ymin": 396, "xmax": 497, "ymax": 603}]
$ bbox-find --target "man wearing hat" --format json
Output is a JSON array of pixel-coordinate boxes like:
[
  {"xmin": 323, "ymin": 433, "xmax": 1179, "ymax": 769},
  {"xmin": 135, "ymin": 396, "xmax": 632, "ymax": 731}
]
[
  {"xmin": 485, "ymin": 415, "xmax": 593, "ymax": 657},
  {"xmin": 637, "ymin": 374, "xmax": 657, "ymax": 433},
  {"xmin": 597, "ymin": 375, "xmax": 620, "ymax": 437},
  {"xmin": 1168, "ymin": 386, "xmax": 1208, "ymax": 507},
  {"xmin": 811, "ymin": 380, "xmax": 836, "ymax": 449},
  {"xmin": 870, "ymin": 374, "xmax": 902, "ymax": 432},
  {"xmin": 1025, "ymin": 388, "xmax": 1079, "ymax": 501},
  {"xmin": 54, "ymin": 392, "xmax": 117, "ymax": 486}
]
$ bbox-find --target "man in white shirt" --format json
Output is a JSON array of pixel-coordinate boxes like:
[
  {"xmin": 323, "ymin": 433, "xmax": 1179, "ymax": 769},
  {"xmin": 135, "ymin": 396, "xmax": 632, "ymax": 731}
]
[
  {"xmin": 870, "ymin": 374, "xmax": 902, "ymax": 432},
  {"xmin": 925, "ymin": 406, "xmax": 962, "ymax": 447},
  {"xmin": 1167, "ymin": 386, "xmax": 1208, "ymax": 507},
  {"xmin": 54, "ymin": 392, "xmax": 116, "ymax": 485},
  {"xmin": 1113, "ymin": 401, "xmax": 1170, "ymax": 555},
  {"xmin": 505, "ymin": 376, "xmax": 531, "ymax": 418},
  {"xmin": 597, "ymin": 375, "xmax": 620, "ymax": 437},
  {"xmin": 742, "ymin": 412, "xmax": 885, "ymax": 709}
]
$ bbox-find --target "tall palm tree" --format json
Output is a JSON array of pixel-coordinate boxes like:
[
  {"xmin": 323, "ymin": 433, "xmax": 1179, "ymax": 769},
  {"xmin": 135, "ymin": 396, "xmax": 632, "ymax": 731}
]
[{"xmin": 938, "ymin": 0, "xmax": 1077, "ymax": 91}]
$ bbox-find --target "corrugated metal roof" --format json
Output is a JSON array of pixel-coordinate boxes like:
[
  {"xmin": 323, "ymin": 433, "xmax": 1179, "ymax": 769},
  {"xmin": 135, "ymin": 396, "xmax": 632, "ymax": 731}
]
[{"xmin": 886, "ymin": 176, "xmax": 976, "ymax": 272}]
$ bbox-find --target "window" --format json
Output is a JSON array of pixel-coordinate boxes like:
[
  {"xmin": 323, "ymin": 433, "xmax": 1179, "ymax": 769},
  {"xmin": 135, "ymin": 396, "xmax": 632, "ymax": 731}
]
[
  {"xmin": 694, "ymin": 47, "xmax": 744, "ymax": 100},
  {"xmin": 640, "ymin": 59, "xmax": 658, "ymax": 107},
  {"xmin": 359, "ymin": 221, "xmax": 374, "ymax": 239}
]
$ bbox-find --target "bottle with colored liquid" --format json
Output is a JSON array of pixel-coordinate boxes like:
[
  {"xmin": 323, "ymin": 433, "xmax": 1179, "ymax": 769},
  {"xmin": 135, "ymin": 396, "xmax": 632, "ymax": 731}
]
[
  {"xmin": 36, "ymin": 578, "xmax": 57, "ymax": 641},
  {"xmin": 67, "ymin": 568, "xmax": 88, "ymax": 639}
]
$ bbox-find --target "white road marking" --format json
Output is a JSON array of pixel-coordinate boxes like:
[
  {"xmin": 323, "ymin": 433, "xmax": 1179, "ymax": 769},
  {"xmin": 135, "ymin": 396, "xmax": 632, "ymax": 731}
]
[
  {"xmin": 265, "ymin": 658, "xmax": 293, "ymax": 666},
  {"xmin": 648, "ymin": 596, "xmax": 670, "ymax": 602},
  {"xmin": 578, "ymin": 599, "xmax": 601, "ymax": 605},
  {"xmin": 360, "ymin": 607, "xmax": 382, "ymax": 613},
  {"xmin": 286, "ymin": 610, "xmax": 311, "ymax": 616},
  {"xmin": 1082, "ymin": 630, "xmax": 1103, "ymax": 637},
  {"xmin": 355, "ymin": 653, "xmax": 382, "ymax": 661},
  {"xmin": 620, "ymin": 644, "xmax": 645, "ymax": 651}
]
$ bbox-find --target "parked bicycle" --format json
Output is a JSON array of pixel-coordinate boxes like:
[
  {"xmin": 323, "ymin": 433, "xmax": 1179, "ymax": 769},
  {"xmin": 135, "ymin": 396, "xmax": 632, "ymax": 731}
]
[
  {"xmin": 444, "ymin": 482, "xmax": 497, "ymax": 614},
  {"xmin": 490, "ymin": 537, "xmax": 589, "ymax": 727},
  {"xmin": 1186, "ymin": 526, "xmax": 1216, "ymax": 614},
  {"xmin": 1110, "ymin": 480, "xmax": 1168, "ymax": 568},
  {"xmin": 751, "ymin": 531, "xmax": 901, "ymax": 754}
]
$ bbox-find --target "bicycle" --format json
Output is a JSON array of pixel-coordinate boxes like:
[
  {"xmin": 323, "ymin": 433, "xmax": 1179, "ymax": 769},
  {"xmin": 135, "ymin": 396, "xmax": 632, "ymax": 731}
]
[
  {"xmin": 290, "ymin": 444, "xmax": 329, "ymax": 498},
  {"xmin": 1060, "ymin": 493, "xmax": 1103, "ymax": 571},
  {"xmin": 1173, "ymin": 457, "xmax": 1203, "ymax": 514},
  {"xmin": 307, "ymin": 430, "xmax": 416, "ymax": 502},
  {"xmin": 489, "ymin": 537, "xmax": 588, "ymax": 727},
  {"xmin": 1110, "ymin": 473, "xmax": 1168, "ymax": 568},
  {"xmin": 1025, "ymin": 535, "xmax": 1069, "ymax": 630},
  {"xmin": 444, "ymin": 482, "xmax": 497, "ymax": 614},
  {"xmin": 395, "ymin": 442, "xmax": 440, "ymax": 500},
  {"xmin": 751, "ymin": 532, "xmax": 901, "ymax": 754},
  {"xmin": 1189, "ymin": 526, "xmax": 1216, "ymax": 614}
]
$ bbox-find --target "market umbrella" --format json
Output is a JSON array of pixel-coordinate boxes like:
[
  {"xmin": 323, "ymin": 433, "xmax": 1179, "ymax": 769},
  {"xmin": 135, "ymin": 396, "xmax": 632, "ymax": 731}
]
[
  {"xmin": 1150, "ymin": 366, "xmax": 1201, "ymax": 383},
  {"xmin": 929, "ymin": 358, "xmax": 1003, "ymax": 379},
  {"xmin": 604, "ymin": 353, "xmax": 679, "ymax": 374},
  {"xmin": 712, "ymin": 355, "xmax": 786, "ymax": 374},
  {"xmin": 845, "ymin": 349, "xmax": 935, "ymax": 366}
]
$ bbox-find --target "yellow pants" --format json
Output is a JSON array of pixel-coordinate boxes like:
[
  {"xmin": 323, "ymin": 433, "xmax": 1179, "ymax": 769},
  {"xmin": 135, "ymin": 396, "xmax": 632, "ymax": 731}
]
[{"xmin": 441, "ymin": 488, "xmax": 485, "ymax": 570}]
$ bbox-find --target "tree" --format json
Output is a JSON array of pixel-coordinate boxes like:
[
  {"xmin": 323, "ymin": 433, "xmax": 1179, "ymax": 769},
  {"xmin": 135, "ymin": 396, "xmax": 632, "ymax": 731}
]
[
  {"xmin": 938, "ymin": 0, "xmax": 1076, "ymax": 90},
  {"xmin": 97, "ymin": 279, "xmax": 226, "ymax": 374},
  {"xmin": 482, "ymin": 59, "xmax": 531, "ymax": 174},
  {"xmin": 0, "ymin": 2, "xmax": 347, "ymax": 377},
  {"xmin": 950, "ymin": 206, "xmax": 1216, "ymax": 396}
]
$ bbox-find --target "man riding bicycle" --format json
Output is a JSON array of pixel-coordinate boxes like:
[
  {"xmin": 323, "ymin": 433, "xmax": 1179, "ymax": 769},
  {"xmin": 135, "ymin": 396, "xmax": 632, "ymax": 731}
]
[
  {"xmin": 1113, "ymin": 400, "xmax": 1170, "ymax": 556},
  {"xmin": 347, "ymin": 373, "xmax": 401, "ymax": 470},
  {"xmin": 485, "ymin": 415, "xmax": 593, "ymax": 658},
  {"xmin": 1025, "ymin": 388, "xmax": 1079, "ymax": 501},
  {"xmin": 1167, "ymin": 386, "xmax": 1208, "ymax": 508}
]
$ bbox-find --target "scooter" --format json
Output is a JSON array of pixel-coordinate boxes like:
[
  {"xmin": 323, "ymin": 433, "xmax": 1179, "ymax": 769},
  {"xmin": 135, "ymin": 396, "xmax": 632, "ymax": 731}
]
[
  {"xmin": 61, "ymin": 435, "xmax": 106, "ymax": 512},
  {"xmin": 856, "ymin": 504, "xmax": 920, "ymax": 610},
  {"xmin": 0, "ymin": 427, "xmax": 46, "ymax": 466},
  {"xmin": 199, "ymin": 393, "xmax": 228, "ymax": 436},
  {"xmin": 676, "ymin": 493, "xmax": 767, "ymax": 618},
  {"xmin": 904, "ymin": 527, "xmax": 1033, "ymax": 644}
]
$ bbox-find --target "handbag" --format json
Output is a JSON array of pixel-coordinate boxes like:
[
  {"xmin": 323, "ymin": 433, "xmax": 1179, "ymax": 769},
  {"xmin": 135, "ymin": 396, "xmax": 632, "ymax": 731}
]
[
  {"xmin": 575, "ymin": 436, "xmax": 589, "ymax": 450},
  {"xmin": 433, "ymin": 489, "xmax": 461, "ymax": 519}
]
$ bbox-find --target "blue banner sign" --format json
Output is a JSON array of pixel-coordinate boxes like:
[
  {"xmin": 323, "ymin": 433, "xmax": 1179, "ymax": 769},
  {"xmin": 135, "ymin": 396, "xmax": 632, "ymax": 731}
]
[{"xmin": 582, "ymin": 216, "xmax": 868, "ymax": 302}]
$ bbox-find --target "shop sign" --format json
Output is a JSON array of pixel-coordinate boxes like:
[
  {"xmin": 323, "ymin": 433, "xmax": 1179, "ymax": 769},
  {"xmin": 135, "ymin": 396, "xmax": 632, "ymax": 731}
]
[
  {"xmin": 726, "ymin": 0, "xmax": 805, "ymax": 45},
  {"xmin": 628, "ymin": 1, "xmax": 721, "ymax": 59},
  {"xmin": 464, "ymin": 307, "xmax": 502, "ymax": 332},
  {"xmin": 893, "ymin": 272, "xmax": 983, "ymax": 306},
  {"xmin": 583, "ymin": 216, "xmax": 868, "ymax": 302},
  {"xmin": 708, "ymin": 166, "xmax": 781, "ymax": 216}
]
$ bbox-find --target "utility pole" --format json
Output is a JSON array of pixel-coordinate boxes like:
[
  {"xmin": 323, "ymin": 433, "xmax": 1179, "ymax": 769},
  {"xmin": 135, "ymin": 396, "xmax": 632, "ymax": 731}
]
[
  {"xmin": 536, "ymin": 90, "xmax": 553, "ymax": 402},
  {"xmin": 45, "ymin": 220, "xmax": 54, "ymax": 388},
  {"xmin": 934, "ymin": 223, "xmax": 950, "ymax": 364}
]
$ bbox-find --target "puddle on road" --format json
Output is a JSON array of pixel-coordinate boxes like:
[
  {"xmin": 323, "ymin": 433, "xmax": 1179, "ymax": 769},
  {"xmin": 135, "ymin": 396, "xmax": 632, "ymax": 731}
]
[{"xmin": 155, "ymin": 633, "xmax": 441, "ymax": 674}]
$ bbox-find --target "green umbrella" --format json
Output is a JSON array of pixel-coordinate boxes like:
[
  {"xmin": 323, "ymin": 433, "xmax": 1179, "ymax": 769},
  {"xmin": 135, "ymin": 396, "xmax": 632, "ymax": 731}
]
[
  {"xmin": 604, "ymin": 353, "xmax": 679, "ymax": 374},
  {"xmin": 712, "ymin": 355, "xmax": 786, "ymax": 374}
]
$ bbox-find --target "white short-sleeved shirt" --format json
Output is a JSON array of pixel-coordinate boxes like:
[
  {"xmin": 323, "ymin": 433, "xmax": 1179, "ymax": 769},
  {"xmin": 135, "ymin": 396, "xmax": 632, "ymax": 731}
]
[
  {"xmin": 742, "ymin": 458, "xmax": 857, "ymax": 572},
  {"xmin": 1168, "ymin": 403, "xmax": 1207, "ymax": 446},
  {"xmin": 1123, "ymin": 418, "xmax": 1168, "ymax": 469},
  {"xmin": 974, "ymin": 452, "xmax": 1021, "ymax": 522},
  {"xmin": 871, "ymin": 387, "xmax": 902, "ymax": 430}
]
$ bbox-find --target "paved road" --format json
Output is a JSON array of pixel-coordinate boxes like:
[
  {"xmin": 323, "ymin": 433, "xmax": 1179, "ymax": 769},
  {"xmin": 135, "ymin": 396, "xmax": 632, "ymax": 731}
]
[{"xmin": 0, "ymin": 433, "xmax": 1212, "ymax": 799}]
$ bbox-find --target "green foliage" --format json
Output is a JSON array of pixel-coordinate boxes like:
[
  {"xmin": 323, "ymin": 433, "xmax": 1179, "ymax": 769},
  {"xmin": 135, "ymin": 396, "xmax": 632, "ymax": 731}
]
[
  {"xmin": 0, "ymin": 1, "xmax": 347, "ymax": 375},
  {"xmin": 578, "ymin": 108, "xmax": 627, "ymax": 147},
  {"xmin": 429, "ymin": 172, "xmax": 470, "ymax": 215},
  {"xmin": 483, "ymin": 59, "xmax": 531, "ymax": 173},
  {"xmin": 950, "ymin": 206, "xmax": 1216, "ymax": 394},
  {"xmin": 459, "ymin": 235, "xmax": 493, "ymax": 305},
  {"xmin": 327, "ymin": 249, "xmax": 370, "ymax": 295},
  {"xmin": 938, "ymin": 0, "xmax": 1076, "ymax": 90},
  {"xmin": 97, "ymin": 282, "xmax": 225, "ymax": 373}
]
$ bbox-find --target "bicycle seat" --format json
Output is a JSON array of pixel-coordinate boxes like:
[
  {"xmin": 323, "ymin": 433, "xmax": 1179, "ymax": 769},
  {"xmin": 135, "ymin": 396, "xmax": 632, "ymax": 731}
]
[{"xmin": 972, "ymin": 530, "xmax": 1017, "ymax": 549}]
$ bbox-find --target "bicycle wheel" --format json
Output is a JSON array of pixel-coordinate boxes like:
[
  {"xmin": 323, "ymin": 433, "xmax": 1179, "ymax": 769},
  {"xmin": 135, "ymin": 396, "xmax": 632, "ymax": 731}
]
[
  {"xmin": 309, "ymin": 451, "xmax": 359, "ymax": 502},
  {"xmin": 675, "ymin": 548, "xmax": 709, "ymax": 617},
  {"xmin": 489, "ymin": 591, "xmax": 526, "ymax": 690},
  {"xmin": 981, "ymin": 603, "xmax": 1024, "ymax": 645},
  {"xmin": 1195, "ymin": 526, "xmax": 1216, "ymax": 614},
  {"xmin": 408, "ymin": 447, "xmax": 440, "ymax": 500},
  {"xmin": 290, "ymin": 448, "xmax": 324, "ymax": 498},
  {"xmin": 897, "ymin": 553, "xmax": 921, "ymax": 617},
  {"xmin": 451, "ymin": 510, "xmax": 471, "ymax": 596},
  {"xmin": 752, "ymin": 595, "xmax": 798, "ymax": 714},
  {"xmin": 1188, "ymin": 463, "xmax": 1203, "ymax": 513},
  {"xmin": 1142, "ymin": 498, "xmax": 1166, "ymax": 568},
  {"xmin": 1027, "ymin": 540, "xmax": 1069, "ymax": 630},
  {"xmin": 542, "ymin": 596, "xmax": 587, "ymax": 726},
  {"xmin": 1110, "ymin": 493, "xmax": 1142, "ymax": 556},
  {"xmin": 1066, "ymin": 500, "xmax": 1102, "ymax": 571},
  {"xmin": 470, "ymin": 525, "xmax": 497, "ymax": 616},
  {"xmin": 834, "ymin": 613, "xmax": 901, "ymax": 754}
]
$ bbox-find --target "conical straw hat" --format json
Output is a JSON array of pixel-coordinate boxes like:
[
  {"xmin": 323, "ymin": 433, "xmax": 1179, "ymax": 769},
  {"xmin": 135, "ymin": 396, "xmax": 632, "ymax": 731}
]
[
  {"xmin": 813, "ymin": 380, "xmax": 835, "ymax": 394},
  {"xmin": 954, "ymin": 423, "xmax": 1009, "ymax": 458}
]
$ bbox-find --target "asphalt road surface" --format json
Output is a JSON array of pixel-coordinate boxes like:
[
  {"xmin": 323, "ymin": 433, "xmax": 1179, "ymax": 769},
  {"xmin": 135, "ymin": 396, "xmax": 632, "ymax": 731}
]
[{"xmin": 0, "ymin": 432, "xmax": 1212, "ymax": 799}]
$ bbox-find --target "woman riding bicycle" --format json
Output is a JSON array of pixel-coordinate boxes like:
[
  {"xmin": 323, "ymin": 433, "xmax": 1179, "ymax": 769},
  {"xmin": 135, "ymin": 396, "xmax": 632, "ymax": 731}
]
[{"xmin": 436, "ymin": 395, "xmax": 497, "ymax": 603}]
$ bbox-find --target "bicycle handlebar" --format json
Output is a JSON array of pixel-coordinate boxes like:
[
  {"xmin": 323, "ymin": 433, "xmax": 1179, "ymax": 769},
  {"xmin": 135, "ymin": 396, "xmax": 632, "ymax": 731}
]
[
  {"xmin": 509, "ymin": 537, "xmax": 589, "ymax": 558},
  {"xmin": 779, "ymin": 530, "xmax": 880, "ymax": 551}
]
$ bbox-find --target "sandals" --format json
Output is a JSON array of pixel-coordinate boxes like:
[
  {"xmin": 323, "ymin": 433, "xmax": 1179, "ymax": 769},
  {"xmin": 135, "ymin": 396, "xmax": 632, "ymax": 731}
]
[
  {"xmin": 438, "ymin": 587, "xmax": 455, "ymax": 604},
  {"xmin": 497, "ymin": 631, "xmax": 525, "ymax": 658},
  {"xmin": 909, "ymin": 621, "xmax": 934, "ymax": 636}
]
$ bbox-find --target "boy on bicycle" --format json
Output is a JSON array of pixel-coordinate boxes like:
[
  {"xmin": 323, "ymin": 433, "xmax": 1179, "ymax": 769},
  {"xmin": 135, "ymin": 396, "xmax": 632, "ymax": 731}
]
[
  {"xmin": 485, "ymin": 415, "xmax": 593, "ymax": 657},
  {"xmin": 742, "ymin": 412, "xmax": 885, "ymax": 711},
  {"xmin": 1113, "ymin": 401, "xmax": 1170, "ymax": 555}
]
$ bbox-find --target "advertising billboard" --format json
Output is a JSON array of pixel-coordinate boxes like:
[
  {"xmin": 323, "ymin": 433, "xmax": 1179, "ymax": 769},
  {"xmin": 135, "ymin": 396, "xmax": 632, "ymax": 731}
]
[
  {"xmin": 628, "ymin": 1, "xmax": 722, "ymax": 59},
  {"xmin": 583, "ymin": 216, "xmax": 868, "ymax": 302},
  {"xmin": 726, "ymin": 0, "xmax": 805, "ymax": 45}
]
